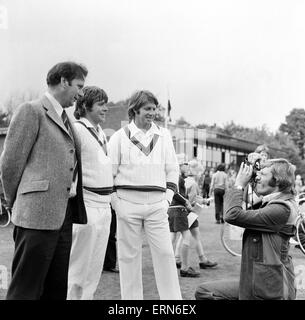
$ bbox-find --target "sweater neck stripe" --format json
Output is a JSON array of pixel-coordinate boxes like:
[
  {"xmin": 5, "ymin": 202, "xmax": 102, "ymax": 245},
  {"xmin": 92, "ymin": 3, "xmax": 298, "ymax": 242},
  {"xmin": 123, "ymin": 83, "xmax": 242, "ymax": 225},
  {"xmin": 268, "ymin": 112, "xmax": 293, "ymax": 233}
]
[{"xmin": 123, "ymin": 126, "xmax": 160, "ymax": 156}]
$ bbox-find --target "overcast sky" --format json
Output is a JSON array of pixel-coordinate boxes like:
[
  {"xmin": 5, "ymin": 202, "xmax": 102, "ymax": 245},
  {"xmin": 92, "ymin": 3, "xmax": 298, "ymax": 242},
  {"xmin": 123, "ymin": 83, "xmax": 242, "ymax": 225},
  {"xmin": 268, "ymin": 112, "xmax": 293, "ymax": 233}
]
[{"xmin": 1, "ymin": 0, "xmax": 305, "ymax": 132}]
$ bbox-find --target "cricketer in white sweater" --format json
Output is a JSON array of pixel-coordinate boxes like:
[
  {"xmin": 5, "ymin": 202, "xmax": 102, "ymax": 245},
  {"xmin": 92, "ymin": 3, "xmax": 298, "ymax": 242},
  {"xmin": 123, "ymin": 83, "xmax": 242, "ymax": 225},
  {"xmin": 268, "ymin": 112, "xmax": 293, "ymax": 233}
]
[
  {"xmin": 108, "ymin": 120, "xmax": 179, "ymax": 204},
  {"xmin": 67, "ymin": 117, "xmax": 113, "ymax": 300},
  {"xmin": 108, "ymin": 120, "xmax": 182, "ymax": 300}
]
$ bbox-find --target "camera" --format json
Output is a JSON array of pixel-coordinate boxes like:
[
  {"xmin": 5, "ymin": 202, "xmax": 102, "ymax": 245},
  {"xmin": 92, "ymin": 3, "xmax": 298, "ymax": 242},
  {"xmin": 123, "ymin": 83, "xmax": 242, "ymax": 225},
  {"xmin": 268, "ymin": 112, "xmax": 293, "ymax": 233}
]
[{"xmin": 244, "ymin": 152, "xmax": 262, "ymax": 182}]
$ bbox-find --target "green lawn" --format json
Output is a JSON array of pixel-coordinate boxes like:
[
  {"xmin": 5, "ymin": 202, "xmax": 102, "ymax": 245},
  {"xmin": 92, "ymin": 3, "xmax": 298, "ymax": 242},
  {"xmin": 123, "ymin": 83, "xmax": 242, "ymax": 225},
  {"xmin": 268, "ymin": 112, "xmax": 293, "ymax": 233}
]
[{"xmin": 1, "ymin": 205, "xmax": 305, "ymax": 300}]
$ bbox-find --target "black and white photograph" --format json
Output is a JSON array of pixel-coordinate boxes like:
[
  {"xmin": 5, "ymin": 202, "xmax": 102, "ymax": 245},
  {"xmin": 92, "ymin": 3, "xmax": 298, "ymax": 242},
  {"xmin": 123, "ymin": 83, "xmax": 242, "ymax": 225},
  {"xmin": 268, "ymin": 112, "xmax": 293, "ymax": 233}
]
[{"xmin": 1, "ymin": 0, "xmax": 305, "ymax": 308}]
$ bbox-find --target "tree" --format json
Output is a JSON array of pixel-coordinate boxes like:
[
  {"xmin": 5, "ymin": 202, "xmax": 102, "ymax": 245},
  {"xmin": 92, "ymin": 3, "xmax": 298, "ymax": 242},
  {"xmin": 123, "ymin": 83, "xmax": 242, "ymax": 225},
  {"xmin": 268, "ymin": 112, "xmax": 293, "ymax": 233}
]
[
  {"xmin": 279, "ymin": 108, "xmax": 305, "ymax": 159},
  {"xmin": 204, "ymin": 119, "xmax": 305, "ymax": 172},
  {"xmin": 272, "ymin": 132, "xmax": 302, "ymax": 168},
  {"xmin": 219, "ymin": 121, "xmax": 274, "ymax": 145},
  {"xmin": 0, "ymin": 110, "xmax": 9, "ymax": 127},
  {"xmin": 154, "ymin": 104, "xmax": 165, "ymax": 123},
  {"xmin": 196, "ymin": 122, "xmax": 218, "ymax": 130},
  {"xmin": 175, "ymin": 116, "xmax": 191, "ymax": 127},
  {"xmin": 2, "ymin": 90, "xmax": 41, "ymax": 125}
]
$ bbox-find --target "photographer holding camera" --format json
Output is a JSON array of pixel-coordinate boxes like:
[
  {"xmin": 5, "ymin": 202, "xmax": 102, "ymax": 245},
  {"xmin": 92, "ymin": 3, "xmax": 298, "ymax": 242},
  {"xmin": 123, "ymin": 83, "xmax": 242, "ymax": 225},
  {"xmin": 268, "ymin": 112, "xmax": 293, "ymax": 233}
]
[
  {"xmin": 243, "ymin": 145, "xmax": 270, "ymax": 210},
  {"xmin": 195, "ymin": 158, "xmax": 298, "ymax": 300}
]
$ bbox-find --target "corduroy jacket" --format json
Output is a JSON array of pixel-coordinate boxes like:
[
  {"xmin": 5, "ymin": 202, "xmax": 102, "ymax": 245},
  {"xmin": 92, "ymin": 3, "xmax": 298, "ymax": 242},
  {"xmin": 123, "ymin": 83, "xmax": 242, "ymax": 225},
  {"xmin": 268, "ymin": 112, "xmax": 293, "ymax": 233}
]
[{"xmin": 224, "ymin": 188, "xmax": 298, "ymax": 300}]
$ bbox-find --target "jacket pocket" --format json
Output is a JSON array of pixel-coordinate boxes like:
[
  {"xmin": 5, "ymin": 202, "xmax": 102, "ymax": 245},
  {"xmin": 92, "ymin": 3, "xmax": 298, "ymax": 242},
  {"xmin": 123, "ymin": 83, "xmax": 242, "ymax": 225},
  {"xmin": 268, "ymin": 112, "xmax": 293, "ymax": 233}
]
[
  {"xmin": 253, "ymin": 262, "xmax": 283, "ymax": 300},
  {"xmin": 19, "ymin": 180, "xmax": 49, "ymax": 194}
]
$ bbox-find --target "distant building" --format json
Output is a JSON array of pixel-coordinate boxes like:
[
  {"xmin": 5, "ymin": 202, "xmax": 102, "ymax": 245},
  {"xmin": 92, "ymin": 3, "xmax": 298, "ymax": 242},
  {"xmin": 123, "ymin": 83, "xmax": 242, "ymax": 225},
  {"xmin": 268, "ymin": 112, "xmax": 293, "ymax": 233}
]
[
  {"xmin": 168, "ymin": 124, "xmax": 259, "ymax": 169},
  {"xmin": 0, "ymin": 103, "xmax": 284, "ymax": 170},
  {"xmin": 100, "ymin": 102, "xmax": 276, "ymax": 170}
]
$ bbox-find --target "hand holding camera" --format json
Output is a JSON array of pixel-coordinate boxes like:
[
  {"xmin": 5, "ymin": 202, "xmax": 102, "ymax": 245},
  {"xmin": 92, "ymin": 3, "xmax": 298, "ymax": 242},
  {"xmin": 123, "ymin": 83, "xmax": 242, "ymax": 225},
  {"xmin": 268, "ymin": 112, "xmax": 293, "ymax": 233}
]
[
  {"xmin": 244, "ymin": 152, "xmax": 263, "ymax": 183},
  {"xmin": 234, "ymin": 162, "xmax": 254, "ymax": 189}
]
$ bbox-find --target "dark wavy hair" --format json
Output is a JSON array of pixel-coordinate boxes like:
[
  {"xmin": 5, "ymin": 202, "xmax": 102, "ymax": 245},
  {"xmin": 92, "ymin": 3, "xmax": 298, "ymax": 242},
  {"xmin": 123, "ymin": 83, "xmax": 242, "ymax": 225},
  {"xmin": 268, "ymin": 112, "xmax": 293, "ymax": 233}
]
[
  {"xmin": 47, "ymin": 61, "xmax": 88, "ymax": 86},
  {"xmin": 74, "ymin": 86, "xmax": 108, "ymax": 120},
  {"xmin": 127, "ymin": 90, "xmax": 158, "ymax": 121},
  {"xmin": 216, "ymin": 163, "xmax": 226, "ymax": 172}
]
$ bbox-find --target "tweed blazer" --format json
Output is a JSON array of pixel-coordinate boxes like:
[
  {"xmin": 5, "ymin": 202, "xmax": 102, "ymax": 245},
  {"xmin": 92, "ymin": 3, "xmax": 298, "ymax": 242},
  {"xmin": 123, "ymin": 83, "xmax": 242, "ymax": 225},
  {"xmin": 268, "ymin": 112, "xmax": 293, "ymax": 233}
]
[{"xmin": 0, "ymin": 95, "xmax": 87, "ymax": 230}]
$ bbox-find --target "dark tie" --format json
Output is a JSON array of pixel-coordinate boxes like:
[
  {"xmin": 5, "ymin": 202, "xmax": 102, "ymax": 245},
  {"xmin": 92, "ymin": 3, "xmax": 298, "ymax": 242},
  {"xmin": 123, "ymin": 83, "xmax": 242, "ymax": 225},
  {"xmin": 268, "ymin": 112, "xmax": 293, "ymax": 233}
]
[
  {"xmin": 61, "ymin": 109, "xmax": 70, "ymax": 131},
  {"xmin": 62, "ymin": 110, "xmax": 78, "ymax": 181}
]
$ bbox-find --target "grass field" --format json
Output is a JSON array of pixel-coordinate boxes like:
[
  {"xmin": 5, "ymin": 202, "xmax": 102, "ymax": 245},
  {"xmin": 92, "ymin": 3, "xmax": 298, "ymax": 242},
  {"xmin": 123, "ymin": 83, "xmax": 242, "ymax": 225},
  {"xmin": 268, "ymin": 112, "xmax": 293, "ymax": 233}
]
[{"xmin": 1, "ymin": 204, "xmax": 305, "ymax": 300}]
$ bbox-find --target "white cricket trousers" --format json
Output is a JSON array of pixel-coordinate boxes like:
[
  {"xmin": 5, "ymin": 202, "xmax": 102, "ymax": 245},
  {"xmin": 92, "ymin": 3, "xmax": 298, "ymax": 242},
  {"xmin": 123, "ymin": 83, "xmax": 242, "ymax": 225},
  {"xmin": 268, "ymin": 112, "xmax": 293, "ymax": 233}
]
[
  {"xmin": 67, "ymin": 190, "xmax": 111, "ymax": 300},
  {"xmin": 113, "ymin": 195, "xmax": 182, "ymax": 300}
]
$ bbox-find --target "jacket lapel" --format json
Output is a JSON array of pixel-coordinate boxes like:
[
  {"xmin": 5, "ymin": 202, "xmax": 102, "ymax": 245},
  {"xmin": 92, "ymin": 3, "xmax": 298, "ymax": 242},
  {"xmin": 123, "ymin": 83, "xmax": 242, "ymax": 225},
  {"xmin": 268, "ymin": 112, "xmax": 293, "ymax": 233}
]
[
  {"xmin": 67, "ymin": 115, "xmax": 81, "ymax": 161},
  {"xmin": 41, "ymin": 95, "xmax": 71, "ymax": 139}
]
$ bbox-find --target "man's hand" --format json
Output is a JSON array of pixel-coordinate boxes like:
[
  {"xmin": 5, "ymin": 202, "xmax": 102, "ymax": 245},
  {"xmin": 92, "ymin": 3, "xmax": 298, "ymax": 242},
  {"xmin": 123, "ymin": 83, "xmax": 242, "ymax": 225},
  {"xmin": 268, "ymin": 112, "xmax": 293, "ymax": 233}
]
[
  {"xmin": 185, "ymin": 200, "xmax": 193, "ymax": 212},
  {"xmin": 234, "ymin": 162, "xmax": 253, "ymax": 189},
  {"xmin": 194, "ymin": 195, "xmax": 204, "ymax": 205}
]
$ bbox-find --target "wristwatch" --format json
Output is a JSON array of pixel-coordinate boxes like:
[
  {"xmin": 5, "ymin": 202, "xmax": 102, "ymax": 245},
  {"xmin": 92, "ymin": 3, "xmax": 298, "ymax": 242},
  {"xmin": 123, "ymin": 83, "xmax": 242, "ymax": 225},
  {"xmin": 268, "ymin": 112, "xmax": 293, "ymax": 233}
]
[{"xmin": 235, "ymin": 185, "xmax": 244, "ymax": 191}]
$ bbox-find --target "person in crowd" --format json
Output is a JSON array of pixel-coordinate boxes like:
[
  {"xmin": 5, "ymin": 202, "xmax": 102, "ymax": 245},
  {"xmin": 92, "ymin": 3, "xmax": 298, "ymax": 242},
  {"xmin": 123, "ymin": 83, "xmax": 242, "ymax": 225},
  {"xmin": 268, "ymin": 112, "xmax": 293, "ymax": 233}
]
[
  {"xmin": 295, "ymin": 174, "xmax": 303, "ymax": 195},
  {"xmin": 67, "ymin": 86, "xmax": 113, "ymax": 300},
  {"xmin": 108, "ymin": 90, "xmax": 182, "ymax": 300},
  {"xmin": 201, "ymin": 169, "xmax": 212, "ymax": 199},
  {"xmin": 195, "ymin": 158, "xmax": 298, "ymax": 300},
  {"xmin": 0, "ymin": 62, "xmax": 88, "ymax": 300},
  {"xmin": 254, "ymin": 144, "xmax": 270, "ymax": 161},
  {"xmin": 103, "ymin": 207, "xmax": 119, "ymax": 273},
  {"xmin": 210, "ymin": 163, "xmax": 228, "ymax": 223},
  {"xmin": 209, "ymin": 168, "xmax": 215, "ymax": 178},
  {"xmin": 168, "ymin": 157, "xmax": 200, "ymax": 278},
  {"xmin": 227, "ymin": 168, "xmax": 237, "ymax": 189},
  {"xmin": 175, "ymin": 160, "xmax": 218, "ymax": 270}
]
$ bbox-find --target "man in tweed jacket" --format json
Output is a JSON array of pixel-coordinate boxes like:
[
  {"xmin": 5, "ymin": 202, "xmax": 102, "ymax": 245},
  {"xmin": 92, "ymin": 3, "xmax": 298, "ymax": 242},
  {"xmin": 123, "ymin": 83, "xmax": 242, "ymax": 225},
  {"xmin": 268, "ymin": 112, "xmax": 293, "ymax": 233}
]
[{"xmin": 0, "ymin": 62, "xmax": 88, "ymax": 300}]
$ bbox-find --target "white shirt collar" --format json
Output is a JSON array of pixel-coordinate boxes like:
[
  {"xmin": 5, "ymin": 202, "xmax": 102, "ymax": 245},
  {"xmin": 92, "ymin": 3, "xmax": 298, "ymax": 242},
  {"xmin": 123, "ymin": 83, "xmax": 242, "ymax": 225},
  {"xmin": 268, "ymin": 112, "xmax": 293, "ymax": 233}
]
[
  {"xmin": 128, "ymin": 120, "xmax": 162, "ymax": 137},
  {"xmin": 45, "ymin": 91, "xmax": 64, "ymax": 117},
  {"xmin": 79, "ymin": 117, "xmax": 103, "ymax": 135},
  {"xmin": 262, "ymin": 192, "xmax": 282, "ymax": 204}
]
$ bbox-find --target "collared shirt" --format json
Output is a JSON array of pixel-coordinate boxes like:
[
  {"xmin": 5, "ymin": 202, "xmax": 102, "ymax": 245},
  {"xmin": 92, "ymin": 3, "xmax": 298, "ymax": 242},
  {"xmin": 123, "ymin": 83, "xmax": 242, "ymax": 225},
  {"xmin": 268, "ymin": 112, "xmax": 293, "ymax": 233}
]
[
  {"xmin": 78, "ymin": 117, "xmax": 107, "ymax": 149},
  {"xmin": 128, "ymin": 120, "xmax": 163, "ymax": 144},
  {"xmin": 261, "ymin": 191, "xmax": 282, "ymax": 205},
  {"xmin": 45, "ymin": 92, "xmax": 78, "ymax": 198},
  {"xmin": 45, "ymin": 91, "xmax": 63, "ymax": 117}
]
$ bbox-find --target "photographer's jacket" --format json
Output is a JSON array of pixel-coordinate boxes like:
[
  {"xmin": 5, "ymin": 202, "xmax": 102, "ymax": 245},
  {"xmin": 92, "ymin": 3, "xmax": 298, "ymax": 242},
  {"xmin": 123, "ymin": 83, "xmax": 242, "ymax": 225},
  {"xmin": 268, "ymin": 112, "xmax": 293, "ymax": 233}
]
[{"xmin": 224, "ymin": 189, "xmax": 298, "ymax": 300}]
